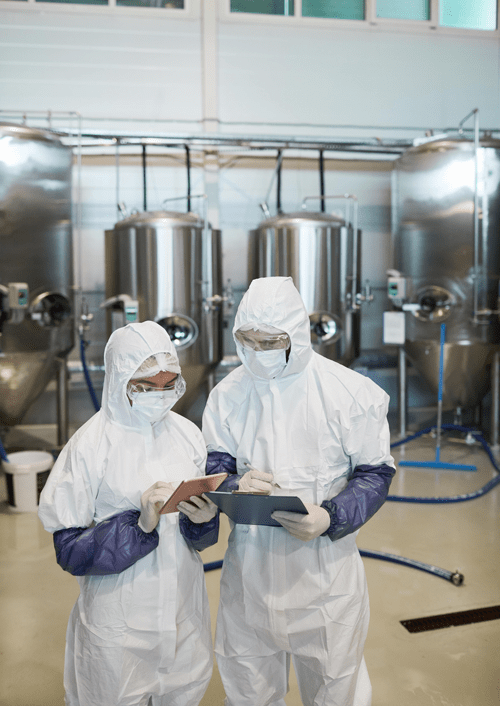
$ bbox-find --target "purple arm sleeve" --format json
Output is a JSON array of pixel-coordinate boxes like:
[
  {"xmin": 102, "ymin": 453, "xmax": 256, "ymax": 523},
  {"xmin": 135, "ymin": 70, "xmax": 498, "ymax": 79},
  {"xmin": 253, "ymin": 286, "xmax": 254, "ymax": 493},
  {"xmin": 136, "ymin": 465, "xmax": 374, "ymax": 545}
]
[
  {"xmin": 179, "ymin": 451, "xmax": 239, "ymax": 551},
  {"xmin": 207, "ymin": 450, "xmax": 240, "ymax": 491},
  {"xmin": 321, "ymin": 463, "xmax": 396, "ymax": 541},
  {"xmin": 53, "ymin": 509, "xmax": 159, "ymax": 576}
]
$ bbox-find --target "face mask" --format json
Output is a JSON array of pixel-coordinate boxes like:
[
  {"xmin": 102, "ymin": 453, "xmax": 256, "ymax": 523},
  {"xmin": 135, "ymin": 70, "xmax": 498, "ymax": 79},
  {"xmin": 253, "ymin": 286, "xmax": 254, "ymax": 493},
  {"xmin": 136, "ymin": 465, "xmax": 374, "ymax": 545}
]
[
  {"xmin": 243, "ymin": 349, "xmax": 287, "ymax": 380},
  {"xmin": 132, "ymin": 389, "xmax": 179, "ymax": 424}
]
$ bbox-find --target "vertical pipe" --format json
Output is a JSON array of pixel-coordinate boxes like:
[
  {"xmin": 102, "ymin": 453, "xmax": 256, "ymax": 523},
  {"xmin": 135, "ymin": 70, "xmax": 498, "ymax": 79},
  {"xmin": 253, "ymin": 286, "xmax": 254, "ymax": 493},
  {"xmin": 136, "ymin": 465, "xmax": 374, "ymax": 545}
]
[
  {"xmin": 142, "ymin": 144, "xmax": 147, "ymax": 212},
  {"xmin": 115, "ymin": 139, "xmax": 121, "ymax": 221},
  {"xmin": 319, "ymin": 150, "xmax": 325, "ymax": 212},
  {"xmin": 184, "ymin": 145, "xmax": 192, "ymax": 213},
  {"xmin": 492, "ymin": 349, "xmax": 500, "ymax": 449},
  {"xmin": 276, "ymin": 150, "xmax": 282, "ymax": 214},
  {"xmin": 435, "ymin": 323, "xmax": 446, "ymax": 462},
  {"xmin": 56, "ymin": 356, "xmax": 69, "ymax": 447},
  {"xmin": 398, "ymin": 345, "xmax": 407, "ymax": 438}
]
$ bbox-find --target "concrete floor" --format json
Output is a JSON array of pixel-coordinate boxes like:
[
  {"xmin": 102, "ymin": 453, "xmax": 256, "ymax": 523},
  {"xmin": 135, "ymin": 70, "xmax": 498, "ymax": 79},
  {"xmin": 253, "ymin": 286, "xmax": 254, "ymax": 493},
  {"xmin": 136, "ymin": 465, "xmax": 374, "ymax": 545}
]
[{"xmin": 1, "ymin": 426, "xmax": 499, "ymax": 706}]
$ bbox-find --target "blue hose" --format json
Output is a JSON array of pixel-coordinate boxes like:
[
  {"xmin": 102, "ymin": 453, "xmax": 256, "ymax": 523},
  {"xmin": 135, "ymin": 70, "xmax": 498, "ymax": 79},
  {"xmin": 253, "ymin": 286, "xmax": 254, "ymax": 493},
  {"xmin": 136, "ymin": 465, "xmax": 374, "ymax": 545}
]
[
  {"xmin": 80, "ymin": 338, "xmax": 100, "ymax": 413},
  {"xmin": 358, "ymin": 549, "xmax": 464, "ymax": 585},
  {"xmin": 203, "ymin": 554, "xmax": 462, "ymax": 585},
  {"xmin": 0, "ymin": 435, "xmax": 9, "ymax": 463},
  {"xmin": 388, "ymin": 424, "xmax": 500, "ymax": 504}
]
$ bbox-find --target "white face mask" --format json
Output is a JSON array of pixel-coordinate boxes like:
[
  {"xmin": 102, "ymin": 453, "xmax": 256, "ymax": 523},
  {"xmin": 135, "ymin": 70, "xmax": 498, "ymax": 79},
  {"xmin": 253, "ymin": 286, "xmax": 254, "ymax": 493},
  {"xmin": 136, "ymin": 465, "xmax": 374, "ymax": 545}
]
[
  {"xmin": 132, "ymin": 389, "xmax": 178, "ymax": 424},
  {"xmin": 243, "ymin": 349, "xmax": 288, "ymax": 380}
]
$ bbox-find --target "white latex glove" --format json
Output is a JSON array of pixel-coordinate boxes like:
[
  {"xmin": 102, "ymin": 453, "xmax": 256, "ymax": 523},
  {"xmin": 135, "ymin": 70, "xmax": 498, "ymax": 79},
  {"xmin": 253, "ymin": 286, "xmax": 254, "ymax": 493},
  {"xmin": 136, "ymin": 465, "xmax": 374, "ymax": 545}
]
[
  {"xmin": 238, "ymin": 468, "xmax": 274, "ymax": 494},
  {"xmin": 177, "ymin": 494, "xmax": 219, "ymax": 524},
  {"xmin": 271, "ymin": 503, "xmax": 331, "ymax": 542},
  {"xmin": 138, "ymin": 481, "xmax": 176, "ymax": 533}
]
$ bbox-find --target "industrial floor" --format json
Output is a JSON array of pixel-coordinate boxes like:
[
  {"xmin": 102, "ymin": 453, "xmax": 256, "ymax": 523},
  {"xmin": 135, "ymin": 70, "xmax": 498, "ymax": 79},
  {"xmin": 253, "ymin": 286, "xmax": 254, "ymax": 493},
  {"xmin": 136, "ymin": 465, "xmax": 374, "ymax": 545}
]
[{"xmin": 0, "ymin": 425, "xmax": 499, "ymax": 706}]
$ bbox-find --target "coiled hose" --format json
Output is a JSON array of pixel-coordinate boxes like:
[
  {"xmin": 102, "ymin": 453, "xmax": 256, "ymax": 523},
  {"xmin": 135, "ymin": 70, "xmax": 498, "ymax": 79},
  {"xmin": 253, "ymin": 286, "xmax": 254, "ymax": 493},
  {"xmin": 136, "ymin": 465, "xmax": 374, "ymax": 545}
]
[{"xmin": 388, "ymin": 424, "xmax": 500, "ymax": 504}]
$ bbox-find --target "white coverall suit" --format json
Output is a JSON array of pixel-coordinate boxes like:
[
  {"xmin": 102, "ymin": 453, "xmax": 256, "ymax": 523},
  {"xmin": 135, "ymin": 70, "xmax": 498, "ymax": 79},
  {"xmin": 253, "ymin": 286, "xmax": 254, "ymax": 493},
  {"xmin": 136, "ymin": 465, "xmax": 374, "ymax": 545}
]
[
  {"xmin": 38, "ymin": 321, "xmax": 213, "ymax": 706},
  {"xmin": 202, "ymin": 277, "xmax": 395, "ymax": 706}
]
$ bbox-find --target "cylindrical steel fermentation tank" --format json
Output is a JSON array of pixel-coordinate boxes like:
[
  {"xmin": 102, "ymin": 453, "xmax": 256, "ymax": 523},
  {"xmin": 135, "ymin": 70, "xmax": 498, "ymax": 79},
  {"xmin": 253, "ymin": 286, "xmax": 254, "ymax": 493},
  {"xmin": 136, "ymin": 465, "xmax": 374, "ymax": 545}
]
[
  {"xmin": 249, "ymin": 210, "xmax": 361, "ymax": 366},
  {"xmin": 105, "ymin": 210, "xmax": 223, "ymax": 415},
  {"xmin": 0, "ymin": 123, "xmax": 74, "ymax": 427},
  {"xmin": 392, "ymin": 136, "xmax": 500, "ymax": 410}
]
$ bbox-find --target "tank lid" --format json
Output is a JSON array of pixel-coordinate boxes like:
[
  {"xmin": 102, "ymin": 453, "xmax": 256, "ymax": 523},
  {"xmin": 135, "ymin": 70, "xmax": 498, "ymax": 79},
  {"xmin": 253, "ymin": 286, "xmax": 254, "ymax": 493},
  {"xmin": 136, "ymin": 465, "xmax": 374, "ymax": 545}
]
[
  {"xmin": 114, "ymin": 210, "xmax": 205, "ymax": 229},
  {"xmin": 0, "ymin": 121, "xmax": 64, "ymax": 144},
  {"xmin": 255, "ymin": 211, "xmax": 345, "ymax": 229},
  {"xmin": 408, "ymin": 136, "xmax": 500, "ymax": 154}
]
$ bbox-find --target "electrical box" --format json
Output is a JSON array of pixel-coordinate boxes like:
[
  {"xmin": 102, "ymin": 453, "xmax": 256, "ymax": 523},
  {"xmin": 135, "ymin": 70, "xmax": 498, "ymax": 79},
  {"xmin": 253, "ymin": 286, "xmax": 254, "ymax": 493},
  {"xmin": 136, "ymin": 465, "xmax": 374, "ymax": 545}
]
[
  {"xmin": 387, "ymin": 276, "xmax": 407, "ymax": 301},
  {"xmin": 383, "ymin": 311, "xmax": 405, "ymax": 345}
]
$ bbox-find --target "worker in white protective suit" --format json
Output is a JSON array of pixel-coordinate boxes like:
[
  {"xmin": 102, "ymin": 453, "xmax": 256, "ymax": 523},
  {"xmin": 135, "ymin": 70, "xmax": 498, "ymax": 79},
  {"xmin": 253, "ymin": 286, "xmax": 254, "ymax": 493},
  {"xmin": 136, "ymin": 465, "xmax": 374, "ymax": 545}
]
[
  {"xmin": 38, "ymin": 321, "xmax": 218, "ymax": 706},
  {"xmin": 183, "ymin": 277, "xmax": 396, "ymax": 706}
]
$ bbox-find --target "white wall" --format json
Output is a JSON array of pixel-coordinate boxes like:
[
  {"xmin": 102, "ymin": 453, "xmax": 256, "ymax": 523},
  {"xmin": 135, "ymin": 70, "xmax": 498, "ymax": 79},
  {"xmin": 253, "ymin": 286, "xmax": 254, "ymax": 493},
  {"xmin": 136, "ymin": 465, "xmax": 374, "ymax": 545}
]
[{"xmin": 218, "ymin": 22, "xmax": 500, "ymax": 131}]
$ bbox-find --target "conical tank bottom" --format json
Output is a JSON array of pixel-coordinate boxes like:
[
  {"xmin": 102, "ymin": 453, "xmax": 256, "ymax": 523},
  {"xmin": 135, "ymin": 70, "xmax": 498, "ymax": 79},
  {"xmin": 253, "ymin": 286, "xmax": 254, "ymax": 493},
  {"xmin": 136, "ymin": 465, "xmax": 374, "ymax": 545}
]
[
  {"xmin": 404, "ymin": 340, "xmax": 495, "ymax": 411},
  {"xmin": 0, "ymin": 351, "xmax": 57, "ymax": 426}
]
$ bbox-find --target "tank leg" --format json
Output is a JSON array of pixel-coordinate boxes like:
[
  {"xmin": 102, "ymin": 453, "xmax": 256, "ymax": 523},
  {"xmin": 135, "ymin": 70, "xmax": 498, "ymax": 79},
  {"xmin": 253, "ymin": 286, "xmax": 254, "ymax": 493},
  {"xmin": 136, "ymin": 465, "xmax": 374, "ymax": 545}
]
[
  {"xmin": 398, "ymin": 346, "xmax": 407, "ymax": 438},
  {"xmin": 56, "ymin": 357, "xmax": 69, "ymax": 448},
  {"xmin": 491, "ymin": 350, "xmax": 500, "ymax": 450}
]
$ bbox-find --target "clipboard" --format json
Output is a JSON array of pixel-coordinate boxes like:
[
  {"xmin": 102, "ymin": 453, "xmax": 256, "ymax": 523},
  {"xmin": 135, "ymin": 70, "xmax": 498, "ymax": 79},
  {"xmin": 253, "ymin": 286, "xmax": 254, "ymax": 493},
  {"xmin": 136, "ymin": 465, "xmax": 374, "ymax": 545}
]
[
  {"xmin": 160, "ymin": 473, "xmax": 228, "ymax": 514},
  {"xmin": 206, "ymin": 491, "xmax": 309, "ymax": 527}
]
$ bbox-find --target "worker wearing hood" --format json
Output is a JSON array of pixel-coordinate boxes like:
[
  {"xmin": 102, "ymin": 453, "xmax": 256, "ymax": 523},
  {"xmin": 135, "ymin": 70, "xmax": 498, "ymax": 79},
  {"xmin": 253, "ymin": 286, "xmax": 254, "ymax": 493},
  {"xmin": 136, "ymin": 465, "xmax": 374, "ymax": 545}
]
[
  {"xmin": 195, "ymin": 277, "xmax": 395, "ymax": 706},
  {"xmin": 38, "ymin": 321, "xmax": 215, "ymax": 706}
]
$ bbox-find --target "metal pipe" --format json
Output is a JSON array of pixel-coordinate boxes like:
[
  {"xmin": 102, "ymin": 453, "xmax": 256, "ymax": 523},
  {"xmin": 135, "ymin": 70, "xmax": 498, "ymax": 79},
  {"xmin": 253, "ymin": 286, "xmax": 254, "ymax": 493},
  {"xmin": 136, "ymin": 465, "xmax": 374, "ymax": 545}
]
[
  {"xmin": 458, "ymin": 109, "xmax": 482, "ymax": 322},
  {"xmin": 142, "ymin": 144, "xmax": 147, "ymax": 212},
  {"xmin": 398, "ymin": 346, "xmax": 407, "ymax": 438},
  {"xmin": 319, "ymin": 150, "xmax": 325, "ymax": 212},
  {"xmin": 263, "ymin": 150, "xmax": 284, "ymax": 215},
  {"xmin": 115, "ymin": 139, "xmax": 121, "ymax": 221},
  {"xmin": 492, "ymin": 349, "xmax": 500, "ymax": 449},
  {"xmin": 184, "ymin": 144, "xmax": 192, "ymax": 212},
  {"xmin": 276, "ymin": 150, "xmax": 283, "ymax": 214},
  {"xmin": 56, "ymin": 357, "xmax": 69, "ymax": 447}
]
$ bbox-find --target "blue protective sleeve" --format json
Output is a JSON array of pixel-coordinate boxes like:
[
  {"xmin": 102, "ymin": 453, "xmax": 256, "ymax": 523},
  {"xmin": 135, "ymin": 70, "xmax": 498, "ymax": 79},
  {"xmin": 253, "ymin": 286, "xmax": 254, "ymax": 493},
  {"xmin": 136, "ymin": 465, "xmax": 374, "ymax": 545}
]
[
  {"xmin": 53, "ymin": 509, "xmax": 159, "ymax": 576},
  {"xmin": 207, "ymin": 450, "xmax": 240, "ymax": 492},
  {"xmin": 179, "ymin": 451, "xmax": 239, "ymax": 551},
  {"xmin": 321, "ymin": 463, "xmax": 396, "ymax": 541}
]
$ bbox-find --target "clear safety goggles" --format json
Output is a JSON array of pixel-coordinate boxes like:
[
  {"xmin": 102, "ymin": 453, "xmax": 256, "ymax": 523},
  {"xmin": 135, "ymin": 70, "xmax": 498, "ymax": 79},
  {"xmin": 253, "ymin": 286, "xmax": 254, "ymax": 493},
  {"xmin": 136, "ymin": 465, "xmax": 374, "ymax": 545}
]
[
  {"xmin": 127, "ymin": 374, "xmax": 186, "ymax": 399},
  {"xmin": 234, "ymin": 326, "xmax": 290, "ymax": 352}
]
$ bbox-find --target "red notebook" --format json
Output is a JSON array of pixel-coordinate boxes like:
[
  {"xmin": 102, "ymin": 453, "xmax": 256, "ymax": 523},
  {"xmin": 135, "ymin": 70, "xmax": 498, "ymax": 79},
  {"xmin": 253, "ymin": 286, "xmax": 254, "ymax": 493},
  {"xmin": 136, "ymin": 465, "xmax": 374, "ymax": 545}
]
[{"xmin": 160, "ymin": 473, "xmax": 228, "ymax": 514}]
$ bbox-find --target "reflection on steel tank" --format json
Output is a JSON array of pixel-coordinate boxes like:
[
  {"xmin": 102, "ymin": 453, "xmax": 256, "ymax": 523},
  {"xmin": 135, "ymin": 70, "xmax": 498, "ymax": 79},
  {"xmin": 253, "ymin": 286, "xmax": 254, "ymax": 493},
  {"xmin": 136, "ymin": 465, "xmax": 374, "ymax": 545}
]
[
  {"xmin": 249, "ymin": 202, "xmax": 367, "ymax": 367},
  {"xmin": 0, "ymin": 123, "xmax": 74, "ymax": 427},
  {"xmin": 391, "ymin": 135, "xmax": 500, "ymax": 410},
  {"xmin": 104, "ymin": 210, "xmax": 222, "ymax": 416}
]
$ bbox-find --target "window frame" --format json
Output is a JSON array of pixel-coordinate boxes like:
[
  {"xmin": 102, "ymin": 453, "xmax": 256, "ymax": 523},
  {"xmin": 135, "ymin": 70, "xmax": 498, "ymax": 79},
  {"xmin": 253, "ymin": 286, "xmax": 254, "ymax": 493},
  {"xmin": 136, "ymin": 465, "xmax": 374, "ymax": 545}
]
[
  {"xmin": 219, "ymin": 0, "xmax": 500, "ymax": 38},
  {"xmin": 0, "ymin": 0, "xmax": 199, "ymax": 19}
]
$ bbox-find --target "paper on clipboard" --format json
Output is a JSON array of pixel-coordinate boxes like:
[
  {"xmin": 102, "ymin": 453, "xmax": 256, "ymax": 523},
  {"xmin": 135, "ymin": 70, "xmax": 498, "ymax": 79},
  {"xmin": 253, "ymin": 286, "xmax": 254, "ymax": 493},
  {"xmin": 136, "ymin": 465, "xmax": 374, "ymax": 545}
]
[
  {"xmin": 206, "ymin": 490, "xmax": 308, "ymax": 527},
  {"xmin": 160, "ymin": 473, "xmax": 228, "ymax": 514}
]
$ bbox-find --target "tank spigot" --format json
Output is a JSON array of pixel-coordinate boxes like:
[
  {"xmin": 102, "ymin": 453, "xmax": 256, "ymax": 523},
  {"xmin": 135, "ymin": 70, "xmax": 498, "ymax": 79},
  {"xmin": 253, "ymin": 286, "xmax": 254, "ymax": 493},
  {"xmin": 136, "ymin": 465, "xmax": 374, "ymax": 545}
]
[
  {"xmin": 203, "ymin": 280, "xmax": 235, "ymax": 312},
  {"xmin": 356, "ymin": 280, "xmax": 374, "ymax": 306}
]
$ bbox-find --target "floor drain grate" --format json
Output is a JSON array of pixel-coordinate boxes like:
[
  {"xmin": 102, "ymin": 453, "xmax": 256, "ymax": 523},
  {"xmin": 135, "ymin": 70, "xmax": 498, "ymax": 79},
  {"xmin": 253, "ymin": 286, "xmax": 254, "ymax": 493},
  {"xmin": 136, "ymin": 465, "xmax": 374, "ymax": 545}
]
[{"xmin": 401, "ymin": 605, "xmax": 500, "ymax": 633}]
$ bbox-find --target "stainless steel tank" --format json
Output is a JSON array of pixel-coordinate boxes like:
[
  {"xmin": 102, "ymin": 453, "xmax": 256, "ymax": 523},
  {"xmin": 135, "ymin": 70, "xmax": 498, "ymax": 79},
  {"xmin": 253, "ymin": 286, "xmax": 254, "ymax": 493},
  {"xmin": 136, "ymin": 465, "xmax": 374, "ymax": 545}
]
[
  {"xmin": 249, "ymin": 209, "xmax": 361, "ymax": 366},
  {"xmin": 0, "ymin": 123, "xmax": 74, "ymax": 427},
  {"xmin": 392, "ymin": 136, "xmax": 500, "ymax": 410},
  {"xmin": 105, "ymin": 210, "xmax": 222, "ymax": 415}
]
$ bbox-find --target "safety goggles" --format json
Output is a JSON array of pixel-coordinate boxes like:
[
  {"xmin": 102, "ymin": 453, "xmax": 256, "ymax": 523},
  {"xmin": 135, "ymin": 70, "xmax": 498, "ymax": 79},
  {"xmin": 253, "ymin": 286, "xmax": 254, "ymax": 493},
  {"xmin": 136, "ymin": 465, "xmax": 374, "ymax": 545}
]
[
  {"xmin": 234, "ymin": 327, "xmax": 290, "ymax": 352},
  {"xmin": 127, "ymin": 375, "xmax": 185, "ymax": 399}
]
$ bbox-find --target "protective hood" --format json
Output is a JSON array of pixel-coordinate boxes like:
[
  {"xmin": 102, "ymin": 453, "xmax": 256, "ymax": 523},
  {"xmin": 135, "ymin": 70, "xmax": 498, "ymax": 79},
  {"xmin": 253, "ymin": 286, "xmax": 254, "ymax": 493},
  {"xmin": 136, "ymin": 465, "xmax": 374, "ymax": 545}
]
[
  {"xmin": 233, "ymin": 277, "xmax": 313, "ymax": 379},
  {"xmin": 101, "ymin": 320, "xmax": 182, "ymax": 429}
]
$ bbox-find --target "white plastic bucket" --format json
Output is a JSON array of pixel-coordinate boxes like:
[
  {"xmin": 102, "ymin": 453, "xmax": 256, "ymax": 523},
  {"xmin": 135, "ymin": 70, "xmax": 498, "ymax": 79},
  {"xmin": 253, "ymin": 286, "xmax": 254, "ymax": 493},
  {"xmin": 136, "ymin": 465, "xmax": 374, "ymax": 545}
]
[{"xmin": 3, "ymin": 450, "xmax": 54, "ymax": 512}]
